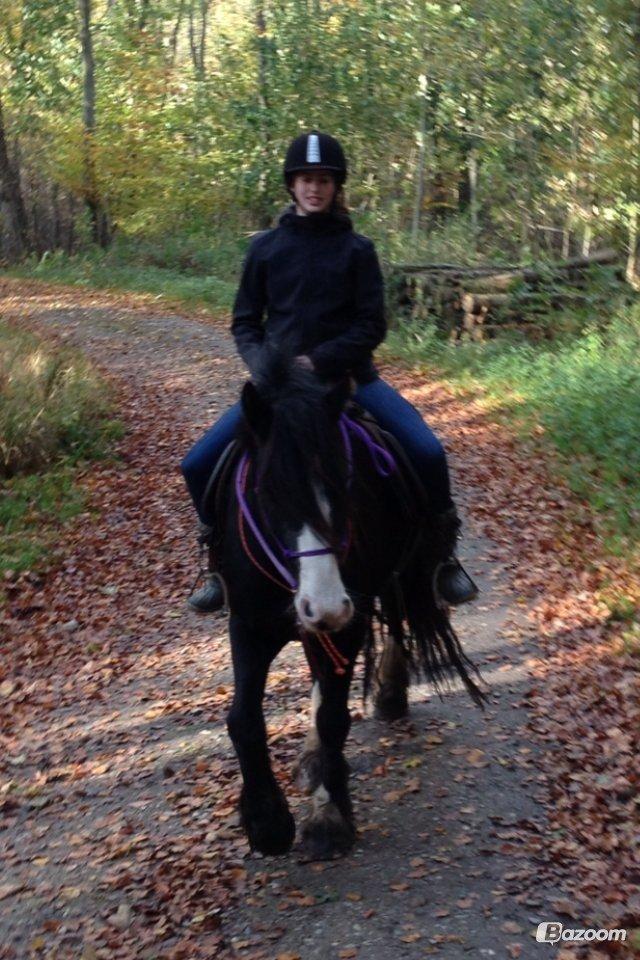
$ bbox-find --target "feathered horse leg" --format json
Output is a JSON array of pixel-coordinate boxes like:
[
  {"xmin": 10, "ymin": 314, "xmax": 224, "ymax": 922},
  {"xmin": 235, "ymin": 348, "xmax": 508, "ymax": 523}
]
[
  {"xmin": 295, "ymin": 679, "xmax": 324, "ymax": 793},
  {"xmin": 298, "ymin": 626, "xmax": 362, "ymax": 860},
  {"xmin": 372, "ymin": 576, "xmax": 411, "ymax": 720}
]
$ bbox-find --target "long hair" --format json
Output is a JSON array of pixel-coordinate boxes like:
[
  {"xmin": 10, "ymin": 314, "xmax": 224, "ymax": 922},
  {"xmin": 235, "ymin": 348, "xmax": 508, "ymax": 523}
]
[{"xmin": 331, "ymin": 186, "xmax": 350, "ymax": 216}]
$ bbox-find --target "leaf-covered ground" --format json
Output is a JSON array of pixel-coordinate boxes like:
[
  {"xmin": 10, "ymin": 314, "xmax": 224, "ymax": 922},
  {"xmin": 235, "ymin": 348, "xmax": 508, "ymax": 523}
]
[{"xmin": 0, "ymin": 278, "xmax": 637, "ymax": 960}]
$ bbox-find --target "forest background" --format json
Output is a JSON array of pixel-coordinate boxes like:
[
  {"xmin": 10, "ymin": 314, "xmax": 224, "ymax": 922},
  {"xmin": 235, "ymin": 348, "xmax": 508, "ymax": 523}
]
[
  {"xmin": 2, "ymin": 0, "xmax": 640, "ymax": 273},
  {"xmin": 1, "ymin": 0, "xmax": 639, "ymax": 587}
]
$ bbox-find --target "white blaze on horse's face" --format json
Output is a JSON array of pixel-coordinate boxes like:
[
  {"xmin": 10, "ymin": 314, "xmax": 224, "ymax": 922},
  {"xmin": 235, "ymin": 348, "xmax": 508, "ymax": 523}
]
[{"xmin": 294, "ymin": 490, "xmax": 354, "ymax": 634}]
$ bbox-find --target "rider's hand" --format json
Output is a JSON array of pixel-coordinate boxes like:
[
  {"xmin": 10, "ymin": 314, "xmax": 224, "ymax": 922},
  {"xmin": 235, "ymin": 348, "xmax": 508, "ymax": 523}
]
[{"xmin": 295, "ymin": 355, "xmax": 314, "ymax": 370}]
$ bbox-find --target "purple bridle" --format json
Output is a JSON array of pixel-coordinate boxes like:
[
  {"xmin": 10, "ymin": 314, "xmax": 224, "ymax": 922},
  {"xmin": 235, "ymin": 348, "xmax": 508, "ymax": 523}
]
[{"xmin": 234, "ymin": 413, "xmax": 397, "ymax": 591}]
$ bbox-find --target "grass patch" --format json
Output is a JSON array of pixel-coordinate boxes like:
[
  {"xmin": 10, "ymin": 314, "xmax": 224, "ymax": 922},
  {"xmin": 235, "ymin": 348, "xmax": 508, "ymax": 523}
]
[
  {"xmin": 383, "ymin": 306, "xmax": 640, "ymax": 561},
  {"xmin": 1, "ymin": 320, "xmax": 123, "ymax": 585},
  {"xmin": 7, "ymin": 233, "xmax": 239, "ymax": 314},
  {"xmin": 1, "ymin": 468, "xmax": 86, "ymax": 578}
]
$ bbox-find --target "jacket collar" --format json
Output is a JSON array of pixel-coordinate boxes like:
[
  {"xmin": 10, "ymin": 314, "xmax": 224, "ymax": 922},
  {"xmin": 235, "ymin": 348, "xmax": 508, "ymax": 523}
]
[{"xmin": 277, "ymin": 203, "xmax": 353, "ymax": 234}]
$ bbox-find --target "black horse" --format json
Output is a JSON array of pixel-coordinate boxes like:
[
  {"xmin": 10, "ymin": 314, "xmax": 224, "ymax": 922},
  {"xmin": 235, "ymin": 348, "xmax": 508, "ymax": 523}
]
[{"xmin": 211, "ymin": 351, "xmax": 484, "ymax": 860}]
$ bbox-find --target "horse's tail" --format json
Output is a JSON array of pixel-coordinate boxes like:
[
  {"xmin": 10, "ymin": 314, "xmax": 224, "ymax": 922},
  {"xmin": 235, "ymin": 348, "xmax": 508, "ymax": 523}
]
[{"xmin": 371, "ymin": 539, "xmax": 487, "ymax": 708}]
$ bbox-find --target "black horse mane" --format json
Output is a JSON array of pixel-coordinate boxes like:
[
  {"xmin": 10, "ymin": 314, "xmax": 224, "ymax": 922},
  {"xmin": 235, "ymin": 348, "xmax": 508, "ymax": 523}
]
[{"xmin": 240, "ymin": 349, "xmax": 350, "ymax": 547}]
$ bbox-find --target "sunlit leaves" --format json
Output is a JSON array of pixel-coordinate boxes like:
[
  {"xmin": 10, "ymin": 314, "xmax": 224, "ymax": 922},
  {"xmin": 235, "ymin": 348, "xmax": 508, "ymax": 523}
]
[{"xmin": 0, "ymin": 0, "xmax": 638, "ymax": 255}]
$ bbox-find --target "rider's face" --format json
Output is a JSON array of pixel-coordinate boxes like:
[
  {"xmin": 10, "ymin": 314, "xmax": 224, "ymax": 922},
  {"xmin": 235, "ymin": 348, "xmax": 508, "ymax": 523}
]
[{"xmin": 291, "ymin": 171, "xmax": 337, "ymax": 215}]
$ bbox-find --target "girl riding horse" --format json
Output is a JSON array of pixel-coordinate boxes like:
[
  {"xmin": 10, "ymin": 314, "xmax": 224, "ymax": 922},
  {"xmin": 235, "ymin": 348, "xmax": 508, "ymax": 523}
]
[{"xmin": 181, "ymin": 130, "xmax": 477, "ymax": 611}]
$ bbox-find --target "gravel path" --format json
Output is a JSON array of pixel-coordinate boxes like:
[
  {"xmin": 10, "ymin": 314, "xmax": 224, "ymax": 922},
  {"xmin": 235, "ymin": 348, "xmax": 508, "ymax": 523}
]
[{"xmin": 0, "ymin": 280, "xmax": 554, "ymax": 960}]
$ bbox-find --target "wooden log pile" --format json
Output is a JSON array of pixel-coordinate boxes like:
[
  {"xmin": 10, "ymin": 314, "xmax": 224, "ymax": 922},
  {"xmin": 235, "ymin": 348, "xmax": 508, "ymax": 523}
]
[{"xmin": 388, "ymin": 249, "xmax": 626, "ymax": 341}]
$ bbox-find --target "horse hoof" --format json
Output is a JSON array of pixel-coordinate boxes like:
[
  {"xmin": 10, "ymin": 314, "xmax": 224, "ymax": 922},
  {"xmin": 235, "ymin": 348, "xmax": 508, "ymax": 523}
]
[
  {"xmin": 294, "ymin": 750, "xmax": 322, "ymax": 794},
  {"xmin": 240, "ymin": 789, "xmax": 296, "ymax": 855},
  {"xmin": 374, "ymin": 687, "xmax": 409, "ymax": 722},
  {"xmin": 300, "ymin": 809, "xmax": 355, "ymax": 861}
]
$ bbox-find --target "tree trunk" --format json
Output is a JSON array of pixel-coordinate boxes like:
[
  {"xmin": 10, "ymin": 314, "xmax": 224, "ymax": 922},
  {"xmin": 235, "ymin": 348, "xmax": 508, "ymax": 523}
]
[
  {"xmin": 79, "ymin": 0, "xmax": 107, "ymax": 246},
  {"xmin": 198, "ymin": 0, "xmax": 209, "ymax": 77},
  {"xmin": 255, "ymin": 0, "xmax": 271, "ymax": 228},
  {"xmin": 138, "ymin": 0, "xmax": 150, "ymax": 31},
  {"xmin": 411, "ymin": 72, "xmax": 429, "ymax": 243},
  {"xmin": 626, "ymin": 114, "xmax": 640, "ymax": 288},
  {"xmin": 626, "ymin": 7, "xmax": 640, "ymax": 288},
  {"xmin": 188, "ymin": 0, "xmax": 210, "ymax": 79},
  {"xmin": 0, "ymin": 94, "xmax": 29, "ymax": 261},
  {"xmin": 169, "ymin": 0, "xmax": 185, "ymax": 68},
  {"xmin": 468, "ymin": 146, "xmax": 479, "ymax": 245},
  {"xmin": 520, "ymin": 205, "xmax": 529, "ymax": 256},
  {"xmin": 561, "ymin": 209, "xmax": 571, "ymax": 259}
]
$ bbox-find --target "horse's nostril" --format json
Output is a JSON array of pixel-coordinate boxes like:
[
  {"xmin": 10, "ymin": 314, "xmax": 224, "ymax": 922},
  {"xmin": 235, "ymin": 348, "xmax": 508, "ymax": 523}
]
[
  {"xmin": 342, "ymin": 597, "xmax": 351, "ymax": 610},
  {"xmin": 303, "ymin": 599, "xmax": 314, "ymax": 619}
]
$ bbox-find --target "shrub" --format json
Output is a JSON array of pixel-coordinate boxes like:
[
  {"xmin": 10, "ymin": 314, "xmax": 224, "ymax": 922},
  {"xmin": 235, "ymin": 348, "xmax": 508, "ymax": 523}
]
[{"xmin": 0, "ymin": 320, "xmax": 116, "ymax": 477}]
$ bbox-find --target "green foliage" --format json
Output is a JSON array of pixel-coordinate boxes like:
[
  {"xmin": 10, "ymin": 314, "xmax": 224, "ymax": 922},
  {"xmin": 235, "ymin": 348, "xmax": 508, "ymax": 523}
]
[
  {"xmin": 2, "ymin": 0, "xmax": 639, "ymax": 267},
  {"xmin": 8, "ymin": 242, "xmax": 238, "ymax": 313},
  {"xmin": 385, "ymin": 305, "xmax": 640, "ymax": 554},
  {"xmin": 0, "ymin": 319, "xmax": 119, "ymax": 476},
  {"xmin": 365, "ymin": 213, "xmax": 511, "ymax": 266},
  {"xmin": 0, "ymin": 319, "xmax": 122, "ymax": 584},
  {"xmin": 0, "ymin": 467, "xmax": 86, "ymax": 578}
]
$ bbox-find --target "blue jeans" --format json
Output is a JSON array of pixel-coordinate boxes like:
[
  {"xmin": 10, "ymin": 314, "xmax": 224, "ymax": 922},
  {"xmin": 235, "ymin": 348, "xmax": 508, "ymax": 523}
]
[{"xmin": 180, "ymin": 378, "xmax": 453, "ymax": 523}]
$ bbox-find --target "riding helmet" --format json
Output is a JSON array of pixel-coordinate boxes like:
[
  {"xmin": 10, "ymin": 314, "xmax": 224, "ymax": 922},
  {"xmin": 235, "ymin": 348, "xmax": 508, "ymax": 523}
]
[{"xmin": 283, "ymin": 130, "xmax": 348, "ymax": 186}]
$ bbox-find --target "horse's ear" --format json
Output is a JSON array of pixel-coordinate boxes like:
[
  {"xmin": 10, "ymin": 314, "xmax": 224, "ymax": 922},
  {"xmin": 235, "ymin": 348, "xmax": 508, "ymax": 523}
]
[
  {"xmin": 324, "ymin": 376, "xmax": 352, "ymax": 420},
  {"xmin": 241, "ymin": 381, "xmax": 272, "ymax": 439}
]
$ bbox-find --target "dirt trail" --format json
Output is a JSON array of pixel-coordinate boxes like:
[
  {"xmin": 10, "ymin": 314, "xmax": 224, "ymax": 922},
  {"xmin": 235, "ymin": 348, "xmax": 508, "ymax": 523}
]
[{"xmin": 0, "ymin": 280, "xmax": 554, "ymax": 960}]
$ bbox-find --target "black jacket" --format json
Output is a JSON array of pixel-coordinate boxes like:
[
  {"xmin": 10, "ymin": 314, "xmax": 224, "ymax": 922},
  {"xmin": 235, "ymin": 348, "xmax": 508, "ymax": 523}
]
[{"xmin": 231, "ymin": 204, "xmax": 385, "ymax": 383}]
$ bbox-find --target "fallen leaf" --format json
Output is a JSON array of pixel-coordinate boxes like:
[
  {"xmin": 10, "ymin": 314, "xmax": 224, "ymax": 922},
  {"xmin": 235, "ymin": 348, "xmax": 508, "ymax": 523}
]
[
  {"xmin": 108, "ymin": 903, "xmax": 132, "ymax": 930},
  {"xmin": 0, "ymin": 883, "xmax": 26, "ymax": 901},
  {"xmin": 60, "ymin": 886, "xmax": 82, "ymax": 900},
  {"xmin": 465, "ymin": 749, "xmax": 488, "ymax": 768}
]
